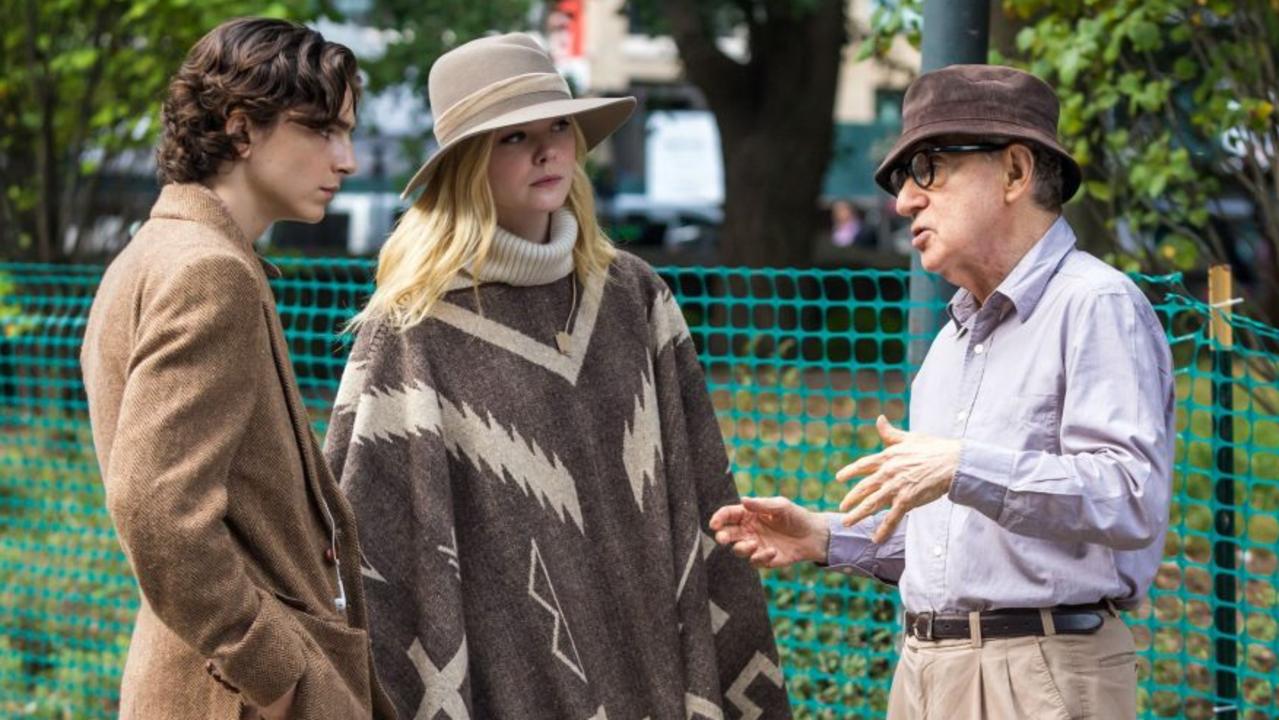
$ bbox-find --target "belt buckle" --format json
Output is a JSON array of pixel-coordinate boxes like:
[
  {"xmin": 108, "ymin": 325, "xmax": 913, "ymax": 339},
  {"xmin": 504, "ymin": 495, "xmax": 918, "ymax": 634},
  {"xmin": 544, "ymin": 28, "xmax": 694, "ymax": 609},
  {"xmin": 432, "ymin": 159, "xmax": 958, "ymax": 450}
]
[{"xmin": 911, "ymin": 612, "xmax": 935, "ymax": 641}]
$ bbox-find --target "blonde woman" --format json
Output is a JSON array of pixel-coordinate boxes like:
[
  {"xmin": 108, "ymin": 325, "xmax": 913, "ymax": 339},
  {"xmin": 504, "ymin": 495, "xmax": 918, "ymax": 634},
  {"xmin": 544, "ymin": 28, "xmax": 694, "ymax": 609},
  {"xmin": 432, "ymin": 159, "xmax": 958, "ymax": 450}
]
[{"xmin": 324, "ymin": 34, "xmax": 791, "ymax": 719}]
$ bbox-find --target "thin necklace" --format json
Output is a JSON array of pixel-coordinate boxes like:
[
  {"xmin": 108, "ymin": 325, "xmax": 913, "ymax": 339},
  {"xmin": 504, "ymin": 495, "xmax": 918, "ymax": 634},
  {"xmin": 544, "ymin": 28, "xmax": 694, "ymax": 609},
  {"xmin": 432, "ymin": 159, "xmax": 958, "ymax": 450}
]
[{"xmin": 555, "ymin": 274, "xmax": 578, "ymax": 355}]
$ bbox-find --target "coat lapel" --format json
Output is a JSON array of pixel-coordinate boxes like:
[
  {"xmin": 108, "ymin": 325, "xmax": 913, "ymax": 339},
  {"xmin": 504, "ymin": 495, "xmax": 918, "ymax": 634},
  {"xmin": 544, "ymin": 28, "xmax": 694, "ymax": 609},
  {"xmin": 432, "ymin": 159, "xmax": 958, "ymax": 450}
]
[{"xmin": 260, "ymin": 301, "xmax": 334, "ymax": 526}]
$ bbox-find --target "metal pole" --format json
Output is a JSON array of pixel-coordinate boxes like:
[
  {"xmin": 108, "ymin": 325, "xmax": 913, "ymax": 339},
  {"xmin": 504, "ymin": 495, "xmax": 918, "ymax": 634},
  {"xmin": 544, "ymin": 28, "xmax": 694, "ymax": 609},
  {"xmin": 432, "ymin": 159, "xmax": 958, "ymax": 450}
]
[
  {"xmin": 1209, "ymin": 264, "xmax": 1238, "ymax": 719},
  {"xmin": 907, "ymin": 0, "xmax": 990, "ymax": 365}
]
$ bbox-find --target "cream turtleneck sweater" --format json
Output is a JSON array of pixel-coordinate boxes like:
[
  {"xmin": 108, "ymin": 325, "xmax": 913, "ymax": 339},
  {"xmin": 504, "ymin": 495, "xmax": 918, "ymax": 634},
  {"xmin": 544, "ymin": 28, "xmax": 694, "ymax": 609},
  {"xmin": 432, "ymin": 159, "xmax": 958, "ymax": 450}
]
[{"xmin": 471, "ymin": 207, "xmax": 578, "ymax": 287}]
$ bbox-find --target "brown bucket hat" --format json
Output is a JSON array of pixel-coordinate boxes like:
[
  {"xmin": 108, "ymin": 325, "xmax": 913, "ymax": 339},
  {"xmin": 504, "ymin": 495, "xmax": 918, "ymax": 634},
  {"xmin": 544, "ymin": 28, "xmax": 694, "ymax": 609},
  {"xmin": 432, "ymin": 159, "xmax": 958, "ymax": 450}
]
[
  {"xmin": 401, "ymin": 33, "xmax": 637, "ymax": 199},
  {"xmin": 873, "ymin": 64, "xmax": 1081, "ymax": 202}
]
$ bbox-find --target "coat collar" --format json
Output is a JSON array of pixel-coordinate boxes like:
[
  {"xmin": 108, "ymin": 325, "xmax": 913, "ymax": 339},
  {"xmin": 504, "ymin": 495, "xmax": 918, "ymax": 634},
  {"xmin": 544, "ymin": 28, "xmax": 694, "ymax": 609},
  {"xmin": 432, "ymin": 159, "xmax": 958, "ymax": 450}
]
[{"xmin": 149, "ymin": 183, "xmax": 281, "ymax": 278}]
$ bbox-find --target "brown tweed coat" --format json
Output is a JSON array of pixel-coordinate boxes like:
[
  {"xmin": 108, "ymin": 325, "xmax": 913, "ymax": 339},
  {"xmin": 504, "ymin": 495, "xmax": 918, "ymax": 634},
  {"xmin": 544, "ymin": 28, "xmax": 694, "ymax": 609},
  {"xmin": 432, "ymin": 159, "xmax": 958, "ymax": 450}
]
[{"xmin": 80, "ymin": 183, "xmax": 395, "ymax": 719}]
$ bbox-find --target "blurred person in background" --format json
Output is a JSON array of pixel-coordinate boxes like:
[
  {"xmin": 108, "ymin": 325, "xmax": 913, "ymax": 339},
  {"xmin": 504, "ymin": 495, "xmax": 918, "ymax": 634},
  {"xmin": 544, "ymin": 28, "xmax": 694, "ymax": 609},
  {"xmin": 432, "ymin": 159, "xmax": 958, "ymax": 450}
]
[
  {"xmin": 830, "ymin": 198, "xmax": 875, "ymax": 249},
  {"xmin": 80, "ymin": 17, "xmax": 394, "ymax": 720},
  {"xmin": 325, "ymin": 32, "xmax": 791, "ymax": 720}
]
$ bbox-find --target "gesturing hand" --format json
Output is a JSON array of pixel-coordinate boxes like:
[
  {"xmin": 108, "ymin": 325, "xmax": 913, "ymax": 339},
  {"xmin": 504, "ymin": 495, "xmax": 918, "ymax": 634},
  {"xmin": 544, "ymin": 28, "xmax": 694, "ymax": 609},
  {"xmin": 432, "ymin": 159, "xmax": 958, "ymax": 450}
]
[
  {"xmin": 708, "ymin": 496, "xmax": 829, "ymax": 569},
  {"xmin": 837, "ymin": 415, "xmax": 961, "ymax": 543}
]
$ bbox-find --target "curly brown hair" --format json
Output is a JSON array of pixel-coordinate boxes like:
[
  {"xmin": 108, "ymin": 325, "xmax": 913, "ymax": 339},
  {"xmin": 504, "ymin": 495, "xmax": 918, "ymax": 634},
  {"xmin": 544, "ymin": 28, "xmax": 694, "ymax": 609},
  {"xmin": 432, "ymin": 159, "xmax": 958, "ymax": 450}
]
[{"xmin": 156, "ymin": 17, "xmax": 361, "ymax": 184}]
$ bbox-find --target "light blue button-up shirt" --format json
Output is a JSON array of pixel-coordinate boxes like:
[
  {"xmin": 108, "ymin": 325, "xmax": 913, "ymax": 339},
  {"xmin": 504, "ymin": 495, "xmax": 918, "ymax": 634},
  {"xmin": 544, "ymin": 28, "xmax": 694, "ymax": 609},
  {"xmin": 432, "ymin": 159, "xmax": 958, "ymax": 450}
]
[{"xmin": 827, "ymin": 217, "xmax": 1175, "ymax": 613}]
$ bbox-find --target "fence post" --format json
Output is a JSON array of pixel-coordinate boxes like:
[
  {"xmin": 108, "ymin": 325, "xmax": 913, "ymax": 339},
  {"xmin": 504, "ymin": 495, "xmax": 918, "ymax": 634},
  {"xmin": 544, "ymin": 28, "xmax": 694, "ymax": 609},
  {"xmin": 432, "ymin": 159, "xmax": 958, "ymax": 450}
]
[{"xmin": 1208, "ymin": 263, "xmax": 1237, "ymax": 719}]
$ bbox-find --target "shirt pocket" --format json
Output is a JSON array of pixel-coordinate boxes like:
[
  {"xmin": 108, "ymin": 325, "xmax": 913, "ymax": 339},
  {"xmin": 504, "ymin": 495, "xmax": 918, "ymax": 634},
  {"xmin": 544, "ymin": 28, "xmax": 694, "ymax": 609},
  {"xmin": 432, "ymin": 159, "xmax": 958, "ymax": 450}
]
[{"xmin": 1015, "ymin": 392, "xmax": 1061, "ymax": 453}]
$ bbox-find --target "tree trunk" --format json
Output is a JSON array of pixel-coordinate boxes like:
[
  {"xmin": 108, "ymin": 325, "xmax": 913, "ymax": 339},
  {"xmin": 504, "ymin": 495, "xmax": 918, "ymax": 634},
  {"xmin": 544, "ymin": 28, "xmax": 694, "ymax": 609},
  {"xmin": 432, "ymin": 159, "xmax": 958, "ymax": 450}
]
[
  {"xmin": 0, "ymin": 176, "xmax": 15, "ymax": 255},
  {"xmin": 988, "ymin": 0, "xmax": 1022, "ymax": 58},
  {"xmin": 662, "ymin": 0, "xmax": 846, "ymax": 268},
  {"xmin": 719, "ymin": 129, "xmax": 832, "ymax": 267},
  {"xmin": 23, "ymin": 0, "xmax": 59, "ymax": 263}
]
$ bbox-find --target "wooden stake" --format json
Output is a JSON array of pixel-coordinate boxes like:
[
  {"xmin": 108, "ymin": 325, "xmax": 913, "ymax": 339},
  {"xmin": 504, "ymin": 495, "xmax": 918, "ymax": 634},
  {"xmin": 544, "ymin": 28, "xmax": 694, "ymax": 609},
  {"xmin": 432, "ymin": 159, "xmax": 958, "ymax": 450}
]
[{"xmin": 1208, "ymin": 264, "xmax": 1234, "ymax": 349}]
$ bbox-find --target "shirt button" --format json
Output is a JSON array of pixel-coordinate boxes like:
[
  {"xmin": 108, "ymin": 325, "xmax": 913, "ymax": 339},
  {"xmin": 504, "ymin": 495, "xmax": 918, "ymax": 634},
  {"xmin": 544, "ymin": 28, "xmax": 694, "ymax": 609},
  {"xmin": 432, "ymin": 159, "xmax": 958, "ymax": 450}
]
[
  {"xmin": 974, "ymin": 343, "xmax": 985, "ymax": 354},
  {"xmin": 956, "ymin": 410, "xmax": 968, "ymax": 421},
  {"xmin": 932, "ymin": 545, "xmax": 943, "ymax": 557}
]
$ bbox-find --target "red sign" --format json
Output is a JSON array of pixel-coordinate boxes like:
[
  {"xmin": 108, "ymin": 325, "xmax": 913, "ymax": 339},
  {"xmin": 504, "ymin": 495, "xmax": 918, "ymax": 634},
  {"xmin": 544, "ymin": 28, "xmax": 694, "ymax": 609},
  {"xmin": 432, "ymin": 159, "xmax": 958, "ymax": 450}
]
[{"xmin": 547, "ymin": 0, "xmax": 583, "ymax": 59}]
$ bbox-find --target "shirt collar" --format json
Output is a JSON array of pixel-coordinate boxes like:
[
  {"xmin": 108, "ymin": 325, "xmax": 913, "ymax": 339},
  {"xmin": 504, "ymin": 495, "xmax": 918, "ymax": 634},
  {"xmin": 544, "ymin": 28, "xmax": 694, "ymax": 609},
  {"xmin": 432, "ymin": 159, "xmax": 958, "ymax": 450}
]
[{"xmin": 947, "ymin": 215, "xmax": 1076, "ymax": 328}]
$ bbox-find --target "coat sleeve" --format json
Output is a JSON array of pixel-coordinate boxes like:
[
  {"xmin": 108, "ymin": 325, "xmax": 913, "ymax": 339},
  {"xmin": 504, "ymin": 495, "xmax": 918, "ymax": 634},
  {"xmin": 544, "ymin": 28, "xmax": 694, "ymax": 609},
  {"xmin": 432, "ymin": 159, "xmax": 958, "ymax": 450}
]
[
  {"xmin": 324, "ymin": 320, "xmax": 473, "ymax": 720},
  {"xmin": 646, "ymin": 283, "xmax": 793, "ymax": 717},
  {"xmin": 101, "ymin": 254, "xmax": 306, "ymax": 708}
]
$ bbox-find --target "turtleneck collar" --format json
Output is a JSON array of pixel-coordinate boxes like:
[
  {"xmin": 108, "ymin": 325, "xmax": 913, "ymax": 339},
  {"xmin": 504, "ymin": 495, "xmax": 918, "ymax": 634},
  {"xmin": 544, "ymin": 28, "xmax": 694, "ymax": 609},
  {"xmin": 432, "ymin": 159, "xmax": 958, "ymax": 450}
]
[{"xmin": 471, "ymin": 208, "xmax": 578, "ymax": 286}]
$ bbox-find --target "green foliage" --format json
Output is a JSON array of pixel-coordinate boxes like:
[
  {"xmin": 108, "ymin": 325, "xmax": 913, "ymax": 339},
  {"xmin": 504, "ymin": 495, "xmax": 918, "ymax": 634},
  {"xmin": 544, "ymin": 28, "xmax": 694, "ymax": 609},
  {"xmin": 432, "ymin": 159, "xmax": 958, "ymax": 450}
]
[
  {"xmin": 1006, "ymin": 0, "xmax": 1279, "ymax": 291},
  {"xmin": 0, "ymin": 270, "xmax": 41, "ymax": 340},
  {"xmin": 0, "ymin": 271, "xmax": 20, "ymax": 336},
  {"xmin": 856, "ymin": 0, "xmax": 921, "ymax": 61},
  {"xmin": 0, "ymin": 0, "xmax": 319, "ymax": 261},
  {"xmin": 357, "ymin": 0, "xmax": 534, "ymax": 103},
  {"xmin": 0, "ymin": 417, "xmax": 134, "ymax": 719}
]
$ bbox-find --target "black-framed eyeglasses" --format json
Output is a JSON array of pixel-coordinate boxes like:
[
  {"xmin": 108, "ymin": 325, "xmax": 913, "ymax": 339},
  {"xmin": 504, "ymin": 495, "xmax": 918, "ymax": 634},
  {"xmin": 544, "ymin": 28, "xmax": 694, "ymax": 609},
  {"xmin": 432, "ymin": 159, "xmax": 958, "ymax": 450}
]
[{"xmin": 888, "ymin": 143, "xmax": 1009, "ymax": 195}]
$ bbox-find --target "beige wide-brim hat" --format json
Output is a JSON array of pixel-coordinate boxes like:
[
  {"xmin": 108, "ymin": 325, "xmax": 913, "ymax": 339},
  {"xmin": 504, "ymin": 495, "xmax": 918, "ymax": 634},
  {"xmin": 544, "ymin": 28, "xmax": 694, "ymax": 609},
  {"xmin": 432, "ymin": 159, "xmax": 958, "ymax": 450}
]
[{"xmin": 401, "ymin": 33, "xmax": 637, "ymax": 199}]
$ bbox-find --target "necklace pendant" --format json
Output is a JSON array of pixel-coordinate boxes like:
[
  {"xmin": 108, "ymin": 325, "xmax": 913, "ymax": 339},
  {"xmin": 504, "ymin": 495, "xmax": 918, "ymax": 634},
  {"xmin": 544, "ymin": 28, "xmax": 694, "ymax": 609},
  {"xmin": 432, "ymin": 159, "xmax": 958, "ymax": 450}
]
[{"xmin": 555, "ymin": 331, "xmax": 572, "ymax": 355}]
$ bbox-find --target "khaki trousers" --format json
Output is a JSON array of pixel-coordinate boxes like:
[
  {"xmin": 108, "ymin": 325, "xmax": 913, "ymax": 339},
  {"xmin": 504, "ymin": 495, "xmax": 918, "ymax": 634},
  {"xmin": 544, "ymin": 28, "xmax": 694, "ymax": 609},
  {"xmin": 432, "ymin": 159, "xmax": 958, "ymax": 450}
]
[{"xmin": 887, "ymin": 612, "xmax": 1137, "ymax": 720}]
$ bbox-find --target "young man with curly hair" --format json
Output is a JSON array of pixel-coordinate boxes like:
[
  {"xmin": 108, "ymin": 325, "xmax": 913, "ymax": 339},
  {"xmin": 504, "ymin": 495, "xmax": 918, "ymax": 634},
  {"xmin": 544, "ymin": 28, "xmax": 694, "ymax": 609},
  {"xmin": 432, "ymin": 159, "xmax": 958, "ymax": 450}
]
[{"xmin": 80, "ymin": 17, "xmax": 395, "ymax": 720}]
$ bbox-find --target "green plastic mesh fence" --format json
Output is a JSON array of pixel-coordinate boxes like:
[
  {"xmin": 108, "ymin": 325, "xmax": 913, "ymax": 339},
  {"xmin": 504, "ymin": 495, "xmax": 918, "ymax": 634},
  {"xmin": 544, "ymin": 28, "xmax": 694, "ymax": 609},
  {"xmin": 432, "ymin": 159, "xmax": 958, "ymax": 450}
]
[{"xmin": 0, "ymin": 259, "xmax": 1276, "ymax": 719}]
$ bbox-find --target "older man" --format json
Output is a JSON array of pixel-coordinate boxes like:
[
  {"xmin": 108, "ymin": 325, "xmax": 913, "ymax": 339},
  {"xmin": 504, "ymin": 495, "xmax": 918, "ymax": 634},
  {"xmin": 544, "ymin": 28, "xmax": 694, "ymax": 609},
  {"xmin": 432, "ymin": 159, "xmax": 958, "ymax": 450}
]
[{"xmin": 711, "ymin": 65, "xmax": 1174, "ymax": 718}]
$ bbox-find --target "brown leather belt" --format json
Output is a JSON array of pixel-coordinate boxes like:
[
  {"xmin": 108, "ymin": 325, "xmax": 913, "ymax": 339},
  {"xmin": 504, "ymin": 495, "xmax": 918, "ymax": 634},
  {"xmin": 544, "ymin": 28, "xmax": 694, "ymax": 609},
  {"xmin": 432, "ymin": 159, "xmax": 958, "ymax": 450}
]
[{"xmin": 904, "ymin": 602, "xmax": 1109, "ymax": 641}]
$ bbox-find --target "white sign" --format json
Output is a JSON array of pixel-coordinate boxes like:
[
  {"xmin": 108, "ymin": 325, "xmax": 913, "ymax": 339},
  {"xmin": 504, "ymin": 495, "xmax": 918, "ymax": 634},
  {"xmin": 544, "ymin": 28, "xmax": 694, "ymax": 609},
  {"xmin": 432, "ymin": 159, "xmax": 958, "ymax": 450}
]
[{"xmin": 645, "ymin": 111, "xmax": 724, "ymax": 206}]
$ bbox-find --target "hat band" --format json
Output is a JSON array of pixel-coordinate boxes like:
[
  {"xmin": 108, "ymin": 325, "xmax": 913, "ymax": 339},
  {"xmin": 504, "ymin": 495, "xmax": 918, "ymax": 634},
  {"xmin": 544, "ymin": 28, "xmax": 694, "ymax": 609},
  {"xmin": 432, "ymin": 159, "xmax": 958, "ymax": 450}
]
[{"xmin": 434, "ymin": 72, "xmax": 571, "ymax": 144}]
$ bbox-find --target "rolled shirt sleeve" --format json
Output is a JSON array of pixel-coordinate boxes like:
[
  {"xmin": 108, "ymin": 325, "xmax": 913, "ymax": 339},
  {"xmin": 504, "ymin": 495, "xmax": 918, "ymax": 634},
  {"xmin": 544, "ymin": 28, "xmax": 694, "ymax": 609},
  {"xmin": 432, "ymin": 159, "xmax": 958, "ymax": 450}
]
[{"xmin": 822, "ymin": 512, "xmax": 906, "ymax": 585}]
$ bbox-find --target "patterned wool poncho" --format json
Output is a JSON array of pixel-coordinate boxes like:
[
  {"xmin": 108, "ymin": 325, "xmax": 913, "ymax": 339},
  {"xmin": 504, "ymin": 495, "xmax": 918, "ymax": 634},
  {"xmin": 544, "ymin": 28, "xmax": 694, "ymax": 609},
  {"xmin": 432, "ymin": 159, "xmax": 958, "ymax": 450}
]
[{"xmin": 324, "ymin": 227, "xmax": 791, "ymax": 720}]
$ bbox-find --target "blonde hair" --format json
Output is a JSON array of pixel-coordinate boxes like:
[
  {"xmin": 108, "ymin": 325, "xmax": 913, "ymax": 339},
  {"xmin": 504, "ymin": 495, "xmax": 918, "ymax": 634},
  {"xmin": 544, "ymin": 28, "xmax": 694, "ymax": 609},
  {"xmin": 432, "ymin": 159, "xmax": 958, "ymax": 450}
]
[{"xmin": 351, "ymin": 122, "xmax": 616, "ymax": 331}]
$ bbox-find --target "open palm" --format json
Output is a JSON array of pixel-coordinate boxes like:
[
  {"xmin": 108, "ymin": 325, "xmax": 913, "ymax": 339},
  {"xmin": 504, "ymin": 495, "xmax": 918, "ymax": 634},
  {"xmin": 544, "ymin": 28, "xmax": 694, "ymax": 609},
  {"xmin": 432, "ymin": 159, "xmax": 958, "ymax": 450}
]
[{"xmin": 709, "ymin": 496, "xmax": 829, "ymax": 569}]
